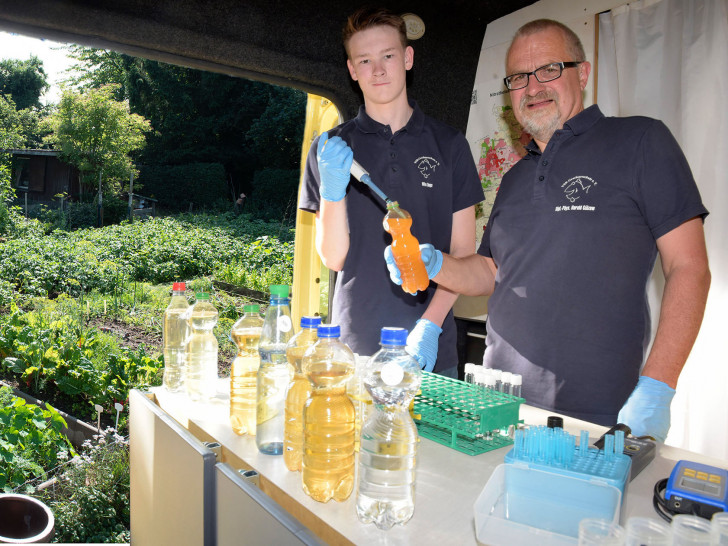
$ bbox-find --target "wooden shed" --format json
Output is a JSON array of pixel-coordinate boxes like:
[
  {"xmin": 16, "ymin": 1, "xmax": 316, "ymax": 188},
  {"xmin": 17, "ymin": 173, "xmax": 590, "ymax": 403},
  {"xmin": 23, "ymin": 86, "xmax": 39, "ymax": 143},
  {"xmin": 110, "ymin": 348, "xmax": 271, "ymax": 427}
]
[{"xmin": 10, "ymin": 149, "xmax": 80, "ymax": 204}]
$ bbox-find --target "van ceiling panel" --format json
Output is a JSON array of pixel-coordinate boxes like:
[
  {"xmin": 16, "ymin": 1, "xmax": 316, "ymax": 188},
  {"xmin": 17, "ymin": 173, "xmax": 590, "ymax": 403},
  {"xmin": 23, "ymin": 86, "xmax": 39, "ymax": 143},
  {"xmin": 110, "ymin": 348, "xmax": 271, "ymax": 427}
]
[{"xmin": 0, "ymin": 0, "xmax": 535, "ymax": 131}]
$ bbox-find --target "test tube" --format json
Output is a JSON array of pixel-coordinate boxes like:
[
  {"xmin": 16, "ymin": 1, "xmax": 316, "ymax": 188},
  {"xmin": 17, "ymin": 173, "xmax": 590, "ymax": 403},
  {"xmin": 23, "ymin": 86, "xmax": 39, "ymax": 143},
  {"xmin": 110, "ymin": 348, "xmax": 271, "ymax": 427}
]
[
  {"xmin": 473, "ymin": 368, "xmax": 484, "ymax": 387},
  {"xmin": 491, "ymin": 369, "xmax": 502, "ymax": 392},
  {"xmin": 501, "ymin": 371, "xmax": 513, "ymax": 395},
  {"xmin": 511, "ymin": 374, "xmax": 522, "ymax": 398},
  {"xmin": 604, "ymin": 433, "xmax": 614, "ymax": 462},
  {"xmin": 579, "ymin": 430, "xmax": 589, "ymax": 457},
  {"xmin": 484, "ymin": 374, "xmax": 496, "ymax": 392},
  {"xmin": 464, "ymin": 363, "xmax": 476, "ymax": 383}
]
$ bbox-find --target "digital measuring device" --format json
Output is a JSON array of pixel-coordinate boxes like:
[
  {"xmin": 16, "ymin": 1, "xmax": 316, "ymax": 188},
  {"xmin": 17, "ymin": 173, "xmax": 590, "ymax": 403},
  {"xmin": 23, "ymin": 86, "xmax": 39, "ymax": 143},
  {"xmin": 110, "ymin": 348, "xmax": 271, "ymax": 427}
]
[{"xmin": 657, "ymin": 460, "xmax": 728, "ymax": 520}]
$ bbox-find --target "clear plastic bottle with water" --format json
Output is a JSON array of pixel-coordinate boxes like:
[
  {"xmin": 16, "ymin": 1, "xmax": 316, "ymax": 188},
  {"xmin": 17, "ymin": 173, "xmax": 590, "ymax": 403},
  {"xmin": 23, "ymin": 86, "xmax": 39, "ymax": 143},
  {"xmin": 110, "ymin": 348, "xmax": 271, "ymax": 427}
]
[
  {"xmin": 301, "ymin": 324, "xmax": 356, "ymax": 502},
  {"xmin": 256, "ymin": 285, "xmax": 294, "ymax": 455},
  {"xmin": 185, "ymin": 292, "xmax": 218, "ymax": 402},
  {"xmin": 230, "ymin": 304, "xmax": 264, "ymax": 435},
  {"xmin": 347, "ymin": 353, "xmax": 373, "ymax": 452},
  {"xmin": 284, "ymin": 315, "xmax": 321, "ymax": 471},
  {"xmin": 357, "ymin": 327, "xmax": 422, "ymax": 530},
  {"xmin": 163, "ymin": 282, "xmax": 190, "ymax": 392}
]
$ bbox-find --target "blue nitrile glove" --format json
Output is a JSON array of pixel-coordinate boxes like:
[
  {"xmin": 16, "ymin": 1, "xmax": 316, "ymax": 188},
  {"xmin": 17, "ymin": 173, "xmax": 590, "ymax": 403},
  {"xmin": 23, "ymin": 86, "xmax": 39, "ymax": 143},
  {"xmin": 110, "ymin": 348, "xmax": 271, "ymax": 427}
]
[
  {"xmin": 406, "ymin": 318, "xmax": 442, "ymax": 373},
  {"xmin": 419, "ymin": 243, "xmax": 443, "ymax": 278},
  {"xmin": 384, "ymin": 243, "xmax": 443, "ymax": 286},
  {"xmin": 316, "ymin": 132, "xmax": 353, "ymax": 202},
  {"xmin": 617, "ymin": 376, "xmax": 676, "ymax": 442}
]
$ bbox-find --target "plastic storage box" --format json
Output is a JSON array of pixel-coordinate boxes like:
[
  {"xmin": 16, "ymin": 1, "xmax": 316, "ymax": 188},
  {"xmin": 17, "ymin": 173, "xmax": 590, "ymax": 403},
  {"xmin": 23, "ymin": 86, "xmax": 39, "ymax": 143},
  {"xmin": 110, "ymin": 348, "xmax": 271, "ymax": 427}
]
[{"xmin": 474, "ymin": 463, "xmax": 622, "ymax": 545}]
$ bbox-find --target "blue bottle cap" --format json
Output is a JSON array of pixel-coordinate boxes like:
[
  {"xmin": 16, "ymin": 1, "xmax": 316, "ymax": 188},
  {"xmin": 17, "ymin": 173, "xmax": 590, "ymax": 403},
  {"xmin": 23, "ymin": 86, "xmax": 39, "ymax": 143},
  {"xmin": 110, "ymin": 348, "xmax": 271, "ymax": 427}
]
[
  {"xmin": 300, "ymin": 316, "xmax": 321, "ymax": 329},
  {"xmin": 317, "ymin": 324, "xmax": 341, "ymax": 338},
  {"xmin": 380, "ymin": 327, "xmax": 408, "ymax": 346}
]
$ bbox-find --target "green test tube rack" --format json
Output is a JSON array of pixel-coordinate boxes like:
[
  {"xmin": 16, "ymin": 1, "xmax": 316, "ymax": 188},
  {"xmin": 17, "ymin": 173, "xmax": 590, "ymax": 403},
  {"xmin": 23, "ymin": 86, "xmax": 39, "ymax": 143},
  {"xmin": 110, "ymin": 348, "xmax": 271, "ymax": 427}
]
[{"xmin": 413, "ymin": 372, "xmax": 524, "ymax": 456}]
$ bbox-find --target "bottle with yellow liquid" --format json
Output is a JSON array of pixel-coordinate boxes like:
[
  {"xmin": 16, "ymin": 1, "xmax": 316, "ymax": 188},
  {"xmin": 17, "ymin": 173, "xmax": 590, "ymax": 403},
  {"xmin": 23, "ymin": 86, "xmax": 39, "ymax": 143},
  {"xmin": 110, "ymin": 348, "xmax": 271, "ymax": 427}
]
[
  {"xmin": 283, "ymin": 315, "xmax": 321, "ymax": 471},
  {"xmin": 301, "ymin": 324, "xmax": 355, "ymax": 502},
  {"xmin": 229, "ymin": 304, "xmax": 264, "ymax": 435},
  {"xmin": 382, "ymin": 202, "xmax": 429, "ymax": 295}
]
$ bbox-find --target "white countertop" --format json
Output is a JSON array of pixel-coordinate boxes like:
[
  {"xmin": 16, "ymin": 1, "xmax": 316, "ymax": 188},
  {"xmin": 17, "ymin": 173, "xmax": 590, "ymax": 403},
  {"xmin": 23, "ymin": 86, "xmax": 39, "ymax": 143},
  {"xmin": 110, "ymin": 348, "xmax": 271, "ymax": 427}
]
[{"xmin": 151, "ymin": 380, "xmax": 728, "ymax": 545}]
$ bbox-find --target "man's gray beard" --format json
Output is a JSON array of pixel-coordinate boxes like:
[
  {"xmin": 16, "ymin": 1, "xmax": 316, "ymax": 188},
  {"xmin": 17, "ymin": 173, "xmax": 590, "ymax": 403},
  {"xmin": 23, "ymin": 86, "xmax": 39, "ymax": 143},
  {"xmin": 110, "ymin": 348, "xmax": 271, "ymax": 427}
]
[
  {"xmin": 519, "ymin": 92, "xmax": 561, "ymax": 143},
  {"xmin": 522, "ymin": 114, "xmax": 560, "ymax": 144}
]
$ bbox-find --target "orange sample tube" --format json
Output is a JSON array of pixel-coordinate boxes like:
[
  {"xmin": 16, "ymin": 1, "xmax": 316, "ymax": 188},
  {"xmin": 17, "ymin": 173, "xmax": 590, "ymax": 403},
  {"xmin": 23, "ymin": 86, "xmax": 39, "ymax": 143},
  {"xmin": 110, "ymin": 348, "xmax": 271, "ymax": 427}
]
[{"xmin": 382, "ymin": 202, "xmax": 429, "ymax": 295}]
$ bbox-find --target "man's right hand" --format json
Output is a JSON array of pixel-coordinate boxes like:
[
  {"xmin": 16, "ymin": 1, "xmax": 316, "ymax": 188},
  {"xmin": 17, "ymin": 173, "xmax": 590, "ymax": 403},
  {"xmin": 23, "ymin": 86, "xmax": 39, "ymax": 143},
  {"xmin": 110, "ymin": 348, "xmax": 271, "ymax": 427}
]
[
  {"xmin": 384, "ymin": 243, "xmax": 443, "ymax": 285},
  {"xmin": 316, "ymin": 132, "xmax": 353, "ymax": 202}
]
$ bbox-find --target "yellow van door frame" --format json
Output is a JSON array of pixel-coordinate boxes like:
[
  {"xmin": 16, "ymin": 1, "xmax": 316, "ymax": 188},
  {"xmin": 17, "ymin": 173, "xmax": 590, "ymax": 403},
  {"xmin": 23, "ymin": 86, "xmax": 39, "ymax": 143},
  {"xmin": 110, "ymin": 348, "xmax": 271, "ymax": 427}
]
[{"xmin": 290, "ymin": 94, "xmax": 341, "ymax": 327}]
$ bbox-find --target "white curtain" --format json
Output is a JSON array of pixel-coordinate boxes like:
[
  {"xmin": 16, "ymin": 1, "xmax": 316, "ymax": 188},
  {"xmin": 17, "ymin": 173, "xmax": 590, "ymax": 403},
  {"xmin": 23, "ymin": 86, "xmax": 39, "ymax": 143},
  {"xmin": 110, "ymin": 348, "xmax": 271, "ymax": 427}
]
[{"xmin": 598, "ymin": 0, "xmax": 728, "ymax": 460}]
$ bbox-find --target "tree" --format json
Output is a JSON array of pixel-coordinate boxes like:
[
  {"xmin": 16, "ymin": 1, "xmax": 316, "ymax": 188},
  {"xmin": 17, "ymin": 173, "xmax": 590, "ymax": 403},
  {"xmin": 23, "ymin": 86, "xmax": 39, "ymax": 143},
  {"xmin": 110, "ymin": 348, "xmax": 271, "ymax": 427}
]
[
  {"xmin": 246, "ymin": 86, "xmax": 307, "ymax": 170},
  {"xmin": 0, "ymin": 56, "xmax": 49, "ymax": 110},
  {"xmin": 43, "ymin": 84, "xmax": 151, "ymax": 195},
  {"xmin": 63, "ymin": 46, "xmax": 306, "ymax": 205}
]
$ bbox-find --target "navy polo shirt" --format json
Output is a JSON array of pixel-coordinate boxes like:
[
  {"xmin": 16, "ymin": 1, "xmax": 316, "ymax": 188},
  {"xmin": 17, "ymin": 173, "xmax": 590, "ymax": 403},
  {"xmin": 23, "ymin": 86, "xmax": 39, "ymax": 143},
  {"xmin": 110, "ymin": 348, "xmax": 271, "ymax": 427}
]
[
  {"xmin": 478, "ymin": 105, "xmax": 707, "ymax": 424},
  {"xmin": 300, "ymin": 101, "xmax": 482, "ymax": 374}
]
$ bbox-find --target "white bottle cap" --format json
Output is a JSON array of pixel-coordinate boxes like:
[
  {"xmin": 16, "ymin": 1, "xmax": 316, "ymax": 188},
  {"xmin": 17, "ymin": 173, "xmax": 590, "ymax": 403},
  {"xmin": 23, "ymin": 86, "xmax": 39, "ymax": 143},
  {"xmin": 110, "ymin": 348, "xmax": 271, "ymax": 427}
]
[
  {"xmin": 484, "ymin": 375, "xmax": 496, "ymax": 388},
  {"xmin": 512, "ymin": 373, "xmax": 522, "ymax": 386},
  {"xmin": 465, "ymin": 363, "xmax": 477, "ymax": 374},
  {"xmin": 501, "ymin": 371, "xmax": 513, "ymax": 383},
  {"xmin": 491, "ymin": 369, "xmax": 502, "ymax": 380},
  {"xmin": 381, "ymin": 362, "xmax": 404, "ymax": 386}
]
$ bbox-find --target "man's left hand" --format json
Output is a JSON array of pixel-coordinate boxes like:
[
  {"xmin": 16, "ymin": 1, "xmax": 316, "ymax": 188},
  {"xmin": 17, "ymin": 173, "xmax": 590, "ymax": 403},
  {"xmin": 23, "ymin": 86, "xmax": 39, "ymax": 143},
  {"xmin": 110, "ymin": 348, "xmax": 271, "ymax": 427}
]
[
  {"xmin": 617, "ymin": 376, "xmax": 676, "ymax": 442},
  {"xmin": 405, "ymin": 319, "xmax": 442, "ymax": 373}
]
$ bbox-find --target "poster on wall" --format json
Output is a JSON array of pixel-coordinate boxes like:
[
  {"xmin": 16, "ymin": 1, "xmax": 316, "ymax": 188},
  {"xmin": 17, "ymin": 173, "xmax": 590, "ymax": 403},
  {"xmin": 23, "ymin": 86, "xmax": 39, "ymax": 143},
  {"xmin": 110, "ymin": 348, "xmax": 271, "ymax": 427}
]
[{"xmin": 465, "ymin": 14, "xmax": 596, "ymax": 244}]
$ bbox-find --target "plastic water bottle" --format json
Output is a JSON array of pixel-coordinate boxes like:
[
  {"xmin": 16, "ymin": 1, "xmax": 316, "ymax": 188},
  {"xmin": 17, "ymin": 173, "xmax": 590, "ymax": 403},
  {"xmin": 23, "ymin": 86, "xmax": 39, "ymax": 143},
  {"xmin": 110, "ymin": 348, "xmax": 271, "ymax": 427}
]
[
  {"xmin": 347, "ymin": 353, "xmax": 373, "ymax": 452},
  {"xmin": 284, "ymin": 315, "xmax": 321, "ymax": 471},
  {"xmin": 301, "ymin": 324, "xmax": 356, "ymax": 502},
  {"xmin": 256, "ymin": 285, "xmax": 294, "ymax": 455},
  {"xmin": 185, "ymin": 292, "xmax": 218, "ymax": 402},
  {"xmin": 357, "ymin": 327, "xmax": 422, "ymax": 530},
  {"xmin": 162, "ymin": 282, "xmax": 190, "ymax": 392},
  {"xmin": 382, "ymin": 202, "xmax": 429, "ymax": 295},
  {"xmin": 230, "ymin": 304, "xmax": 264, "ymax": 435}
]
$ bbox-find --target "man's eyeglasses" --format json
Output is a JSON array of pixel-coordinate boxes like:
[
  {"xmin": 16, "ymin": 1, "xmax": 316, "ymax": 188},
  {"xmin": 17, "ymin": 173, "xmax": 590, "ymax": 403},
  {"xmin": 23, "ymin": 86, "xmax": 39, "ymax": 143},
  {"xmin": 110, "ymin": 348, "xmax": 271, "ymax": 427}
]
[{"xmin": 504, "ymin": 61, "xmax": 582, "ymax": 91}]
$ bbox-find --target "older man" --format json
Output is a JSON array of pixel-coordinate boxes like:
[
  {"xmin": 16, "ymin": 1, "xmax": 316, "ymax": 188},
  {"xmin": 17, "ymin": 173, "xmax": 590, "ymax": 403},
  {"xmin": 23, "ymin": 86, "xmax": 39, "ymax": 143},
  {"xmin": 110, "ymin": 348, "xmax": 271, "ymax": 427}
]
[{"xmin": 386, "ymin": 19, "xmax": 710, "ymax": 440}]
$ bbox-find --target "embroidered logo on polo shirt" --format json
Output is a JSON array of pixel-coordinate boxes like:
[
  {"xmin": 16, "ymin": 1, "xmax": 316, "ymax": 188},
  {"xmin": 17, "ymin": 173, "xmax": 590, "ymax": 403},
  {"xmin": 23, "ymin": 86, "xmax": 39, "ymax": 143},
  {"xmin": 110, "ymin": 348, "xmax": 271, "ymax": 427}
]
[
  {"xmin": 414, "ymin": 156, "xmax": 440, "ymax": 188},
  {"xmin": 555, "ymin": 176, "xmax": 597, "ymax": 212}
]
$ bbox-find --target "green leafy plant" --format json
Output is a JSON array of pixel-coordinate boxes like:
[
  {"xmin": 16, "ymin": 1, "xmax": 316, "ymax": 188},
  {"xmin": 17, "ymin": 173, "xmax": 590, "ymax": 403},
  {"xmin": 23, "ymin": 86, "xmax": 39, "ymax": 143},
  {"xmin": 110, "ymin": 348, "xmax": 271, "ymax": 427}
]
[
  {"xmin": 0, "ymin": 214, "xmax": 294, "ymax": 302},
  {"xmin": 0, "ymin": 386, "xmax": 74, "ymax": 492},
  {"xmin": 0, "ymin": 306, "xmax": 164, "ymax": 423},
  {"xmin": 38, "ymin": 429, "xmax": 130, "ymax": 543}
]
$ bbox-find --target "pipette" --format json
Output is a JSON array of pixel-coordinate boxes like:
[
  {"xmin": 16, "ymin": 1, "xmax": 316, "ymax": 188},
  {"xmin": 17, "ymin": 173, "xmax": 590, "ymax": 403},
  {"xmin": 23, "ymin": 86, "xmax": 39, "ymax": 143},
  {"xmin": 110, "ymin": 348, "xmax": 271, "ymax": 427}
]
[
  {"xmin": 350, "ymin": 159, "xmax": 405, "ymax": 217},
  {"xmin": 350, "ymin": 159, "xmax": 391, "ymax": 205}
]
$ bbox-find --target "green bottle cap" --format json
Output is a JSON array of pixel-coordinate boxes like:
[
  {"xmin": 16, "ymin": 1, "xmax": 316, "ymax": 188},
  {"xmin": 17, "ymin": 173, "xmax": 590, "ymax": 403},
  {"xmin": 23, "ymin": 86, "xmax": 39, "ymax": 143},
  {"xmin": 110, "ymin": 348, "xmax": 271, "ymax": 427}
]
[
  {"xmin": 195, "ymin": 292, "xmax": 210, "ymax": 300},
  {"xmin": 269, "ymin": 284, "xmax": 289, "ymax": 298},
  {"xmin": 243, "ymin": 304, "xmax": 260, "ymax": 312}
]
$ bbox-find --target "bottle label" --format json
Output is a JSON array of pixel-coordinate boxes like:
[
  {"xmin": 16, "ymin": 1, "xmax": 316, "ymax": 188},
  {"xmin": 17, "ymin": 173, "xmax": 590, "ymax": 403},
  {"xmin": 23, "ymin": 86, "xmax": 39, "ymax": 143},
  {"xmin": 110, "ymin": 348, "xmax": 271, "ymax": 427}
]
[
  {"xmin": 277, "ymin": 315, "xmax": 292, "ymax": 333},
  {"xmin": 381, "ymin": 362, "xmax": 404, "ymax": 386}
]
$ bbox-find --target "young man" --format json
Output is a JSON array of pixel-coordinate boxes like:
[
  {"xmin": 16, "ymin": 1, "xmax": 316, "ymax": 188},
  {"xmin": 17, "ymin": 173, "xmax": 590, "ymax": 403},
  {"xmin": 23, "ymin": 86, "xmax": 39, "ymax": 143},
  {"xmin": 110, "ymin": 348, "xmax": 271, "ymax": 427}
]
[
  {"xmin": 299, "ymin": 7, "xmax": 482, "ymax": 377},
  {"xmin": 385, "ymin": 19, "xmax": 710, "ymax": 440}
]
